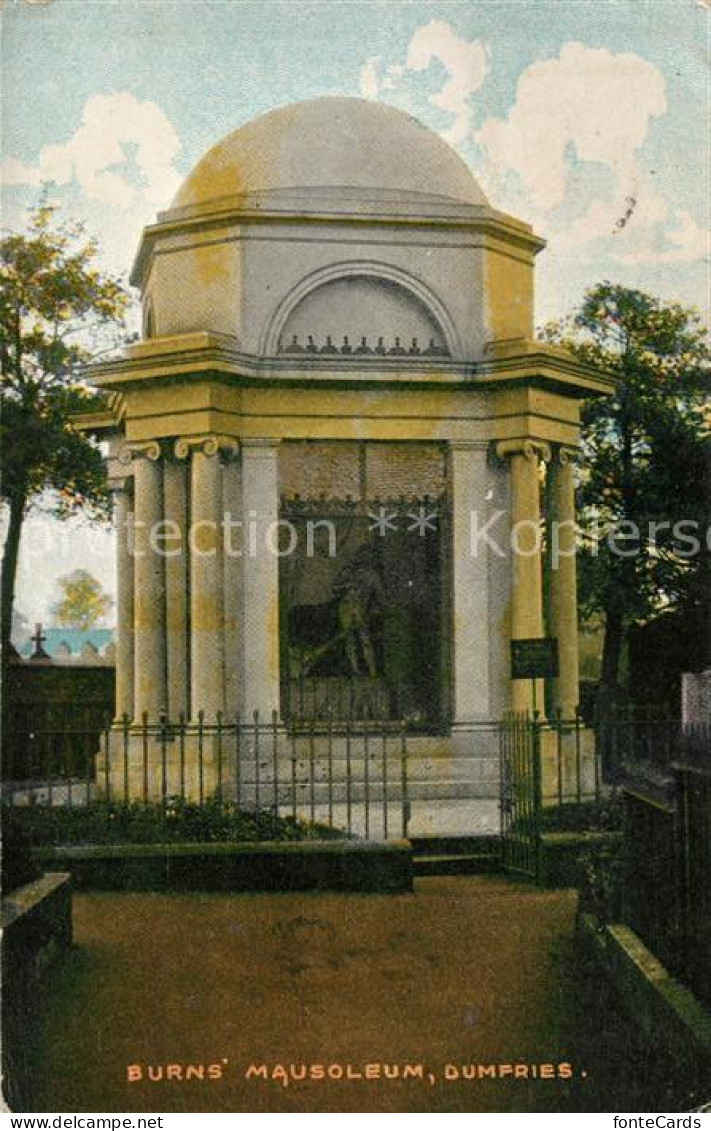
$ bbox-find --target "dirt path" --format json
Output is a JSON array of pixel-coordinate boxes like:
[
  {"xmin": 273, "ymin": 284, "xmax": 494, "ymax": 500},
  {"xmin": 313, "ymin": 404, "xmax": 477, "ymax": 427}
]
[{"xmin": 20, "ymin": 877, "xmax": 694, "ymax": 1112}]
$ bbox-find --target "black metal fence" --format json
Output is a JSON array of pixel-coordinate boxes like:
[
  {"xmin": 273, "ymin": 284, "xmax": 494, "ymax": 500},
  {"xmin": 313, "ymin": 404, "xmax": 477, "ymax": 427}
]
[
  {"xmin": 4, "ymin": 708, "xmax": 701, "ymax": 848},
  {"xmin": 617, "ymin": 725, "xmax": 711, "ymax": 1011},
  {"xmin": 281, "ymin": 673, "xmax": 440, "ymax": 727},
  {"xmin": 619, "ymin": 787, "xmax": 682, "ymax": 972},
  {"xmin": 677, "ymin": 763, "xmax": 711, "ymax": 1008},
  {"xmin": 595, "ymin": 705, "xmax": 709, "ymax": 780},
  {"xmin": 500, "ymin": 712, "xmax": 542, "ymax": 879},
  {"xmin": 546, "ymin": 709, "xmax": 602, "ymax": 807},
  {"xmin": 1, "ymin": 712, "xmax": 419, "ymax": 841},
  {"xmin": 1, "ymin": 708, "xmax": 605, "ymax": 861}
]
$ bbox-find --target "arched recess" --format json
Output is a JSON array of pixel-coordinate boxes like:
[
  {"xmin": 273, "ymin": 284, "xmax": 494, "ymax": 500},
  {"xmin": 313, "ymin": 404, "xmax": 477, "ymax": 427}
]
[{"xmin": 261, "ymin": 261, "xmax": 461, "ymax": 359}]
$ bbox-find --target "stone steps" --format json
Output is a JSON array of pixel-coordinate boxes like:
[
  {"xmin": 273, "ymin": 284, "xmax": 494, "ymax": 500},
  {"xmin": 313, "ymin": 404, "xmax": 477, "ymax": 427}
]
[
  {"xmin": 409, "ymin": 834, "xmax": 500, "ymax": 855},
  {"xmin": 237, "ymin": 778, "xmax": 500, "ymax": 805},
  {"xmin": 411, "ymin": 836, "xmax": 501, "ymax": 876},
  {"xmin": 236, "ymin": 755, "xmax": 501, "ymax": 784},
  {"xmin": 413, "ymin": 852, "xmax": 500, "ymax": 876}
]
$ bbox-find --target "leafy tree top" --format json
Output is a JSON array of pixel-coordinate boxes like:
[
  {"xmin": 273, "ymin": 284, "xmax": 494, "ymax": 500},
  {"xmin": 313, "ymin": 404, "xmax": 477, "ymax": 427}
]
[
  {"xmin": 51, "ymin": 569, "xmax": 113, "ymax": 631},
  {"xmin": 1, "ymin": 200, "xmax": 130, "ymax": 518},
  {"xmin": 542, "ymin": 282, "xmax": 710, "ymax": 629}
]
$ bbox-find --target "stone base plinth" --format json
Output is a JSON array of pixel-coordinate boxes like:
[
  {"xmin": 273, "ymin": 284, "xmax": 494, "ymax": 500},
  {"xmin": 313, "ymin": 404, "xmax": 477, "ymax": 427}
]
[
  {"xmin": 541, "ymin": 725, "xmax": 599, "ymax": 805},
  {"xmin": 94, "ymin": 722, "xmax": 600, "ymax": 813},
  {"xmin": 95, "ymin": 726, "xmax": 238, "ymax": 803}
]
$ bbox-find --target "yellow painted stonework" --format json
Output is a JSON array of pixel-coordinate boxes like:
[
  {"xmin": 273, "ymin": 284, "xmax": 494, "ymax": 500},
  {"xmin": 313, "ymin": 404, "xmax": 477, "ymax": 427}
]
[{"xmin": 484, "ymin": 243, "xmax": 535, "ymax": 343}]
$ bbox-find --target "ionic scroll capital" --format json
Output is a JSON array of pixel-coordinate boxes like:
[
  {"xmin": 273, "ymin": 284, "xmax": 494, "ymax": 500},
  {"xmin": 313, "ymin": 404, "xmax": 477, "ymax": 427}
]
[
  {"xmin": 174, "ymin": 436, "xmax": 239, "ymax": 460},
  {"xmin": 495, "ymin": 439, "xmax": 552, "ymax": 464},
  {"xmin": 555, "ymin": 444, "xmax": 581, "ymax": 467},
  {"xmin": 119, "ymin": 440, "xmax": 161, "ymax": 465}
]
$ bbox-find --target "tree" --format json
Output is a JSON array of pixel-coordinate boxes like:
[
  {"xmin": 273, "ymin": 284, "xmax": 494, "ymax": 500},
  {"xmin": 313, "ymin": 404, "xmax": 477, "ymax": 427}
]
[
  {"xmin": 1, "ymin": 201, "xmax": 129, "ymax": 656},
  {"xmin": 542, "ymin": 282, "xmax": 710, "ymax": 707},
  {"xmin": 51, "ymin": 569, "xmax": 113, "ymax": 631}
]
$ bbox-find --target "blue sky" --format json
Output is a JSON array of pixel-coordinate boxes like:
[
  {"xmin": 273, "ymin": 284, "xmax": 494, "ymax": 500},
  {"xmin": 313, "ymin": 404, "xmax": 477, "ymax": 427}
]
[{"xmin": 2, "ymin": 0, "xmax": 709, "ymax": 629}]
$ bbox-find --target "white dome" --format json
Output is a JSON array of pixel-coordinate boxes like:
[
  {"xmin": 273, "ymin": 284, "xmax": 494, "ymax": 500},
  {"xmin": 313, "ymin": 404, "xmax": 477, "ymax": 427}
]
[{"xmin": 172, "ymin": 97, "xmax": 488, "ymax": 212}]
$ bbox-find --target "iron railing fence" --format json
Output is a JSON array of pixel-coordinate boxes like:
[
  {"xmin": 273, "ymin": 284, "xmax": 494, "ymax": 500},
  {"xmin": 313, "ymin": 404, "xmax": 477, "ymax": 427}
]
[
  {"xmin": 500, "ymin": 711, "xmax": 543, "ymax": 879},
  {"xmin": 1, "ymin": 709, "xmax": 611, "ymax": 835},
  {"xmin": 280, "ymin": 672, "xmax": 446, "ymax": 729},
  {"xmin": 546, "ymin": 709, "xmax": 603, "ymax": 809},
  {"xmin": 0, "ymin": 712, "xmax": 529, "ymax": 845},
  {"xmin": 7, "ymin": 710, "xmax": 701, "ymax": 846},
  {"xmin": 2, "ymin": 713, "xmax": 507, "ymax": 843},
  {"xmin": 2, "ymin": 712, "xmax": 419, "ymax": 841},
  {"xmin": 676, "ymin": 763, "xmax": 711, "ymax": 1008},
  {"xmin": 619, "ymin": 788, "xmax": 682, "ymax": 974},
  {"xmin": 594, "ymin": 707, "xmax": 709, "ymax": 781},
  {"xmin": 619, "ymin": 760, "xmax": 711, "ymax": 1012}
]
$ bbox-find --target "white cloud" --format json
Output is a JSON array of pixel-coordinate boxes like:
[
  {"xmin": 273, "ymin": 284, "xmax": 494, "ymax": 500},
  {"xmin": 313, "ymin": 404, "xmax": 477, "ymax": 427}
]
[
  {"xmin": 358, "ymin": 22, "xmax": 488, "ymax": 145},
  {"xmin": 477, "ymin": 42, "xmax": 666, "ymax": 213},
  {"xmin": 2, "ymin": 92, "xmax": 182, "ymax": 210},
  {"xmin": 612, "ymin": 205, "xmax": 711, "ymax": 265},
  {"xmin": 359, "ymin": 56, "xmax": 381, "ymax": 100},
  {"xmin": 474, "ymin": 42, "xmax": 708, "ymax": 267},
  {"xmin": 406, "ymin": 21, "xmax": 489, "ymax": 145}
]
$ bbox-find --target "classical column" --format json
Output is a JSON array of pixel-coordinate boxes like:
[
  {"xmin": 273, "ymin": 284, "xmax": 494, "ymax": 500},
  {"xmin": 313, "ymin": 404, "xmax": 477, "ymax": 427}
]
[
  {"xmin": 450, "ymin": 441, "xmax": 492, "ymax": 723},
  {"xmin": 111, "ymin": 480, "xmax": 134, "ymax": 721},
  {"xmin": 547, "ymin": 446, "xmax": 580, "ymax": 718},
  {"xmin": 241, "ymin": 439, "xmax": 281, "ymax": 720},
  {"xmin": 184, "ymin": 437, "xmax": 225, "ymax": 721},
  {"xmin": 496, "ymin": 439, "xmax": 550, "ymax": 713},
  {"xmin": 131, "ymin": 442, "xmax": 166, "ymax": 720},
  {"xmin": 222, "ymin": 448, "xmax": 243, "ymax": 721},
  {"xmin": 163, "ymin": 456, "xmax": 189, "ymax": 720}
]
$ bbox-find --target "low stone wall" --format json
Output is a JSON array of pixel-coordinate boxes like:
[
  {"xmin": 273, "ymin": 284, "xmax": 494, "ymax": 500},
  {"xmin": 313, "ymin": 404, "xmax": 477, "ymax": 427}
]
[
  {"xmin": 578, "ymin": 911, "xmax": 711, "ymax": 1081},
  {"xmin": 33, "ymin": 839, "xmax": 413, "ymax": 894},
  {"xmin": 1, "ymin": 873, "xmax": 73, "ymax": 1111}
]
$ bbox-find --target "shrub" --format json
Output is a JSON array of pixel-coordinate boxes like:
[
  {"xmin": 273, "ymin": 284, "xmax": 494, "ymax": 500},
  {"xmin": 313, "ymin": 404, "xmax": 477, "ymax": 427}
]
[
  {"xmin": 1, "ymin": 819, "xmax": 43, "ymax": 895},
  {"xmin": 2, "ymin": 799, "xmax": 348, "ymax": 849}
]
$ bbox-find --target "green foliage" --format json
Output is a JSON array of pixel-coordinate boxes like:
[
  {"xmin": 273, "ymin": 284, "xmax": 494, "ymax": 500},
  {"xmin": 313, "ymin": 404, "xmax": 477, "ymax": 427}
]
[
  {"xmin": 538, "ymin": 797, "xmax": 623, "ymax": 833},
  {"xmin": 1, "ymin": 201, "xmax": 128, "ymax": 512},
  {"xmin": 2, "ymin": 798, "xmax": 348, "ymax": 848},
  {"xmin": 578, "ymin": 846, "xmax": 625, "ymax": 924},
  {"xmin": 1, "ymin": 201, "xmax": 129, "ymax": 646},
  {"xmin": 51, "ymin": 568, "xmax": 113, "ymax": 630},
  {"xmin": 1, "ymin": 818, "xmax": 43, "ymax": 895},
  {"xmin": 542, "ymin": 282, "xmax": 710, "ymax": 691}
]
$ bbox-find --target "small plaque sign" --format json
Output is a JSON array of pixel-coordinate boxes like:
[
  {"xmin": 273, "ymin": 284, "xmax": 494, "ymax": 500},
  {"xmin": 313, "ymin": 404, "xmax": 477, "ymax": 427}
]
[{"xmin": 511, "ymin": 637, "xmax": 559, "ymax": 680}]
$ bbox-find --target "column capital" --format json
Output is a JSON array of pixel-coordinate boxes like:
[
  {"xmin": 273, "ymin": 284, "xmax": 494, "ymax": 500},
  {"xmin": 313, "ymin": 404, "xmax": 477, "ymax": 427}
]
[
  {"xmin": 553, "ymin": 444, "xmax": 581, "ymax": 467},
  {"xmin": 174, "ymin": 436, "xmax": 240, "ymax": 460},
  {"xmin": 119, "ymin": 440, "xmax": 161, "ymax": 465},
  {"xmin": 495, "ymin": 438, "xmax": 552, "ymax": 464}
]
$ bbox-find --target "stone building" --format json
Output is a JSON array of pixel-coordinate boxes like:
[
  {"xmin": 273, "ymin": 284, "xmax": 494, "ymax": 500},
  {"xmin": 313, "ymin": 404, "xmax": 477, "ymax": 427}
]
[{"xmin": 83, "ymin": 97, "xmax": 611, "ymax": 802}]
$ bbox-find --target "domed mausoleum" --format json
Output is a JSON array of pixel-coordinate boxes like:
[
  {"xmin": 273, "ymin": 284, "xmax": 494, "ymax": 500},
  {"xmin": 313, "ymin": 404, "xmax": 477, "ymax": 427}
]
[{"xmin": 86, "ymin": 97, "xmax": 612, "ymax": 820}]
